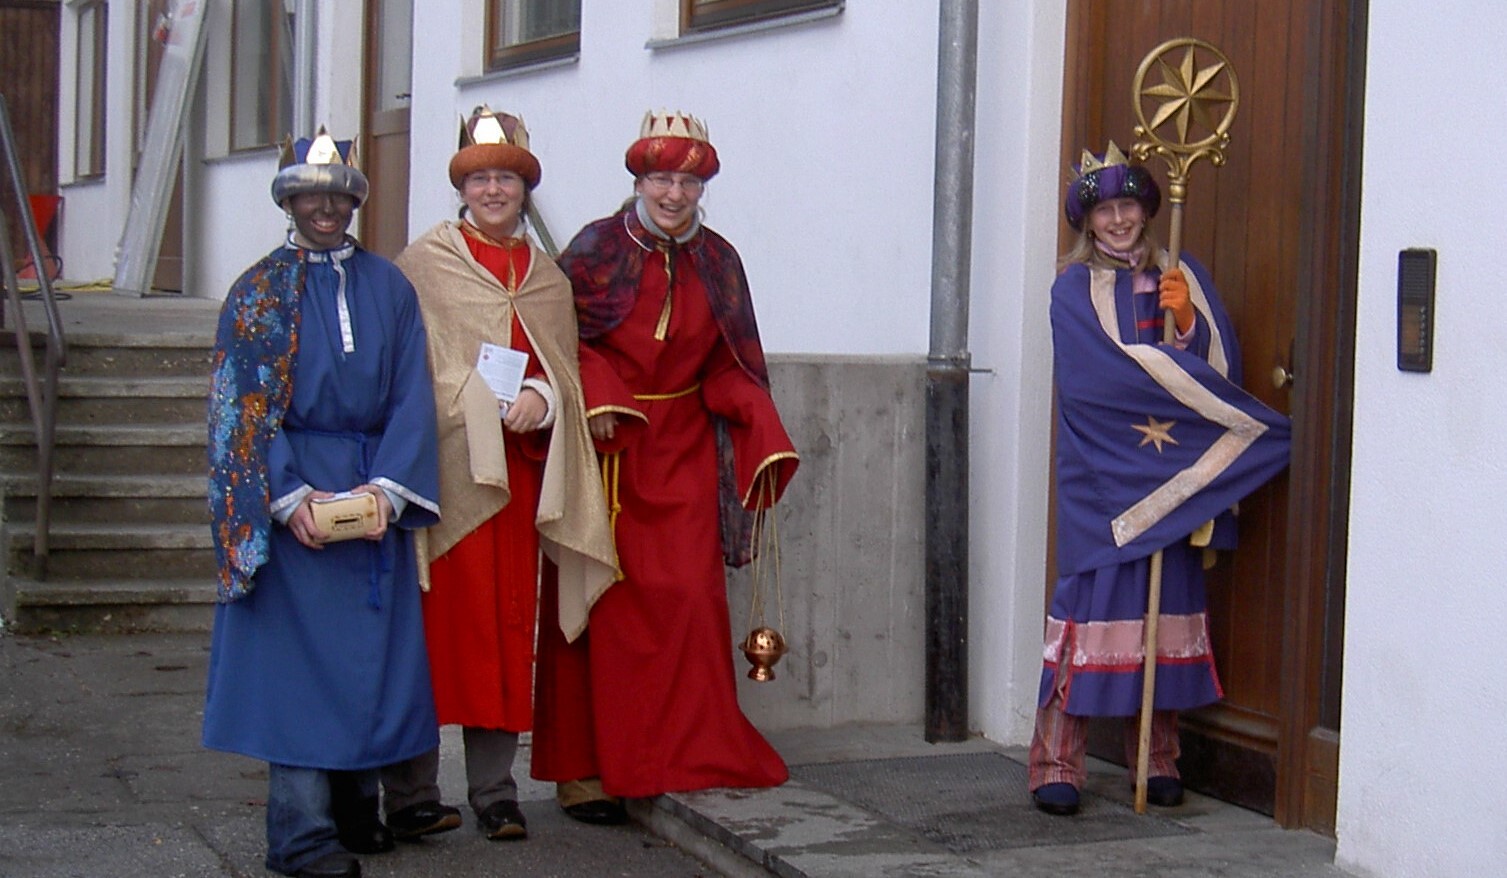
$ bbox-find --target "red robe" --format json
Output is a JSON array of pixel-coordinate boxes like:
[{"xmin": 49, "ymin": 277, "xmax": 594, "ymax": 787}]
[
  {"xmin": 421, "ymin": 232, "xmax": 548, "ymax": 731},
  {"xmin": 534, "ymin": 215, "xmax": 797, "ymax": 797}
]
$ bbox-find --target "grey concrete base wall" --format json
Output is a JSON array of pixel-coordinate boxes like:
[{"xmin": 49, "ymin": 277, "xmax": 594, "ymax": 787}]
[{"xmin": 728, "ymin": 355, "xmax": 927, "ymax": 731}]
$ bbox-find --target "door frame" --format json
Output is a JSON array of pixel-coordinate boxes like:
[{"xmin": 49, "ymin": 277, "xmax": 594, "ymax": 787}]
[
  {"xmin": 359, "ymin": 0, "xmax": 412, "ymax": 259},
  {"xmin": 1274, "ymin": 0, "xmax": 1366, "ymax": 834}
]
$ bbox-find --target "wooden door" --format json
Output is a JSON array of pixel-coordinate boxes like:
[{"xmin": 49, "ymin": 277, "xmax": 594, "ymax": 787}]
[
  {"xmin": 361, "ymin": 0, "xmax": 412, "ymax": 259},
  {"xmin": 1059, "ymin": 0, "xmax": 1362, "ymax": 832},
  {"xmin": 1, "ymin": 1, "xmax": 60, "ymax": 269}
]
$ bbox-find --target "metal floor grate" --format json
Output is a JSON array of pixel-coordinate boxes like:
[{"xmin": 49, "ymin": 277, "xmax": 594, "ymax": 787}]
[{"xmin": 790, "ymin": 751, "xmax": 1192, "ymax": 853}]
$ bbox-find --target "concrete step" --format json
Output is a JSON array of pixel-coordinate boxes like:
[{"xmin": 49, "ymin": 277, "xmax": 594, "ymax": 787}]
[
  {"xmin": 0, "ymin": 299, "xmax": 222, "ymax": 633},
  {"xmin": 7, "ymin": 521, "xmax": 215, "ymax": 580},
  {"xmin": 0, "ymin": 373, "xmax": 210, "ymax": 438},
  {"xmin": 0, "ymin": 333, "xmax": 215, "ymax": 377},
  {"xmin": 2, "ymin": 471, "xmax": 208, "ymax": 498},
  {"xmin": 0, "ymin": 422, "xmax": 207, "ymax": 475},
  {"xmin": 9, "ymin": 521, "xmax": 213, "ymax": 551},
  {"xmin": 1, "ymin": 473, "xmax": 209, "ymax": 526},
  {"xmin": 0, "ymin": 374, "xmax": 210, "ymax": 399},
  {"xmin": 5, "ymin": 575, "xmax": 216, "ymax": 633}
]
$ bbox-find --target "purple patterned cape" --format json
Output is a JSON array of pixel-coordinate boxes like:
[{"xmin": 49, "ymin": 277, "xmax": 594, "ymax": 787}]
[
  {"xmin": 560, "ymin": 208, "xmax": 771, "ymax": 388},
  {"xmin": 558, "ymin": 209, "xmax": 774, "ymax": 566}
]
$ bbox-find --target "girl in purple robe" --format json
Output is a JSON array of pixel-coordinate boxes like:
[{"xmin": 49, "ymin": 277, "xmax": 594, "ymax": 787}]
[{"xmin": 1028, "ymin": 143, "xmax": 1290, "ymax": 816}]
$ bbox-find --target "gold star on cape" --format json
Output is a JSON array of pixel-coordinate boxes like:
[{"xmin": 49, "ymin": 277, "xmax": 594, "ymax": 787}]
[
  {"xmin": 1142, "ymin": 46, "xmax": 1234, "ymax": 143},
  {"xmin": 1132, "ymin": 415, "xmax": 1179, "ymax": 453}
]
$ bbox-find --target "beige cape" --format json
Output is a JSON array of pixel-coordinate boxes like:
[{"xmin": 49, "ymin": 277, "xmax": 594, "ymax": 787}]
[{"xmin": 396, "ymin": 221, "xmax": 617, "ymax": 641}]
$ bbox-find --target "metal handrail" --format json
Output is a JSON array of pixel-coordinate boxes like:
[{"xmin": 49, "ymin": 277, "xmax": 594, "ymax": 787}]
[{"xmin": 0, "ymin": 93, "xmax": 68, "ymax": 579}]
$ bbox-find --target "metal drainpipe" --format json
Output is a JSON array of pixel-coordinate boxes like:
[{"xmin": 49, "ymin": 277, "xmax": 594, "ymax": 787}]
[
  {"xmin": 925, "ymin": 0, "xmax": 979, "ymax": 743},
  {"xmin": 292, "ymin": 0, "xmax": 316, "ymax": 137}
]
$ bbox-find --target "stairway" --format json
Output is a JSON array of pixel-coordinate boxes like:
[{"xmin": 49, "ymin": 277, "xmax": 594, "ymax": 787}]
[{"xmin": 0, "ymin": 296, "xmax": 221, "ymax": 632}]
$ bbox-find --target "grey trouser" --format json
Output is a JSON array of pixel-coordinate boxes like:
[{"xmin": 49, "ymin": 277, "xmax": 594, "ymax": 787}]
[{"xmin": 382, "ymin": 728, "xmax": 519, "ymax": 816}]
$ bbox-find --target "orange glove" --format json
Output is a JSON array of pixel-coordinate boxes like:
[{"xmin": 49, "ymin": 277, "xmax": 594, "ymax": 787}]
[{"xmin": 1158, "ymin": 268, "xmax": 1195, "ymax": 334}]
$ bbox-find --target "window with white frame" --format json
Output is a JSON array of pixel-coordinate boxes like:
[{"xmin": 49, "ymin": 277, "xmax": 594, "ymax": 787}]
[
  {"xmin": 682, "ymin": 0, "xmax": 839, "ymax": 33},
  {"xmin": 73, "ymin": 0, "xmax": 108, "ymax": 178},
  {"xmin": 229, "ymin": 0, "xmax": 294, "ymax": 150},
  {"xmin": 485, "ymin": 0, "xmax": 581, "ymax": 71}
]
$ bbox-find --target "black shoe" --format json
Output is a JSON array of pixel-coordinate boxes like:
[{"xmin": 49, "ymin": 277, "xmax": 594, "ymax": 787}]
[
  {"xmin": 477, "ymin": 799, "xmax": 528, "ymax": 840},
  {"xmin": 562, "ymin": 798, "xmax": 628, "ymax": 826},
  {"xmin": 386, "ymin": 800, "xmax": 463, "ymax": 840},
  {"xmin": 292, "ymin": 852, "xmax": 361, "ymax": 878},
  {"xmin": 1031, "ymin": 782, "xmax": 1080, "ymax": 816},
  {"xmin": 327, "ymin": 774, "xmax": 393, "ymax": 855},
  {"xmin": 337, "ymin": 819, "xmax": 393, "ymax": 855},
  {"xmin": 1144, "ymin": 776, "xmax": 1185, "ymax": 807}
]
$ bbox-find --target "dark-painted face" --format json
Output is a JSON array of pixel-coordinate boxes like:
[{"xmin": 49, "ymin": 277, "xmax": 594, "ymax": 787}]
[{"xmin": 286, "ymin": 192, "xmax": 356, "ymax": 249}]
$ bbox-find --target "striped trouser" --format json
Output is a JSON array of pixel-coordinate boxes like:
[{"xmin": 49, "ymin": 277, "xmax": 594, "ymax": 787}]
[{"xmin": 1027, "ymin": 694, "xmax": 1181, "ymax": 790}]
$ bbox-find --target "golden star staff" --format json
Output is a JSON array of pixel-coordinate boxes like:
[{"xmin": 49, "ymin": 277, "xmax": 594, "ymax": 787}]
[{"xmin": 1127, "ymin": 37, "xmax": 1240, "ymax": 814}]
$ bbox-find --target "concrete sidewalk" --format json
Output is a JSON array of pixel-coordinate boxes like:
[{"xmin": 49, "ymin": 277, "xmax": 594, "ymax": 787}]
[{"xmin": 0, "ymin": 629, "xmax": 1352, "ymax": 877}]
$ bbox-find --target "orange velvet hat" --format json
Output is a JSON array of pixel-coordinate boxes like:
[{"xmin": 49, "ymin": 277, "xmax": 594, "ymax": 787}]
[
  {"xmin": 624, "ymin": 110, "xmax": 720, "ymax": 181},
  {"xmin": 448, "ymin": 106, "xmax": 541, "ymax": 190}
]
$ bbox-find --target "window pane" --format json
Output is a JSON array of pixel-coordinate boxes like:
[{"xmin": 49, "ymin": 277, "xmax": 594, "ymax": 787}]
[
  {"xmin": 376, "ymin": 0, "xmax": 413, "ymax": 113},
  {"xmin": 684, "ymin": 0, "xmax": 838, "ymax": 32},
  {"xmin": 487, "ymin": 0, "xmax": 580, "ymax": 71},
  {"xmin": 75, "ymin": 1, "xmax": 108, "ymax": 177},
  {"xmin": 230, "ymin": 1, "xmax": 293, "ymax": 150},
  {"xmin": 498, "ymin": 0, "xmax": 579, "ymax": 43}
]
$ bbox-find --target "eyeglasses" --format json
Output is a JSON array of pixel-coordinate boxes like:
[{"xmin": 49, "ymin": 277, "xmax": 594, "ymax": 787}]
[
  {"xmin": 641, "ymin": 173, "xmax": 704, "ymax": 194},
  {"xmin": 463, "ymin": 170, "xmax": 524, "ymax": 189}
]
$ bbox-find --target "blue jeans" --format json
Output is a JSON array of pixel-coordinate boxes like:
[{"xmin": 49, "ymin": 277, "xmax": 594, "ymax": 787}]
[{"xmin": 265, "ymin": 764, "xmax": 375, "ymax": 875}]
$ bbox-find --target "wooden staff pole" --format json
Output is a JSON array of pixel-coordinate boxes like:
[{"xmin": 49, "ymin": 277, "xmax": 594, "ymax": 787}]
[{"xmin": 1127, "ymin": 37, "xmax": 1239, "ymax": 814}]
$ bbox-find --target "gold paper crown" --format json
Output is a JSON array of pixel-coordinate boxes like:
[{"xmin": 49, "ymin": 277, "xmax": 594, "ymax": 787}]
[
  {"xmin": 459, "ymin": 105, "xmax": 530, "ymax": 151},
  {"xmin": 1077, "ymin": 140, "xmax": 1129, "ymax": 174},
  {"xmin": 639, "ymin": 109, "xmax": 709, "ymax": 142},
  {"xmin": 277, "ymin": 125, "xmax": 360, "ymax": 170}
]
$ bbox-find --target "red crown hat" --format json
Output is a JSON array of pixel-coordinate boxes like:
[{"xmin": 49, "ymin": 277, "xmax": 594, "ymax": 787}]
[
  {"xmin": 625, "ymin": 110, "xmax": 719, "ymax": 181},
  {"xmin": 448, "ymin": 105, "xmax": 541, "ymax": 190}
]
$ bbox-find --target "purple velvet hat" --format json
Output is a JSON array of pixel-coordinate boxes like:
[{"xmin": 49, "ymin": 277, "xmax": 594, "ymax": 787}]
[{"xmin": 1064, "ymin": 141, "xmax": 1161, "ymax": 231}]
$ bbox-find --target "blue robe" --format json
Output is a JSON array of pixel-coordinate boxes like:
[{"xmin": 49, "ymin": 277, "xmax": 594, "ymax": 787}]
[
  {"xmin": 203, "ymin": 241, "xmax": 442, "ymax": 769},
  {"xmin": 1040, "ymin": 254, "xmax": 1291, "ymax": 716}
]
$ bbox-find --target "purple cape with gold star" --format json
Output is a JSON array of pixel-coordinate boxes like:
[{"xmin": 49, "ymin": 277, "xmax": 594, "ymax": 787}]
[{"xmin": 1050, "ymin": 255, "xmax": 1291, "ymax": 578}]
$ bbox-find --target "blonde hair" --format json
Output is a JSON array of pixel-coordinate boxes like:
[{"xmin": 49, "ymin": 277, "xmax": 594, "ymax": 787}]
[{"xmin": 1056, "ymin": 223, "xmax": 1161, "ymax": 274}]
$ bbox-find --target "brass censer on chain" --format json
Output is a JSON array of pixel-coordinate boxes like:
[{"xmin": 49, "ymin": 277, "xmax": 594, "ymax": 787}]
[{"xmin": 739, "ymin": 469, "xmax": 787, "ymax": 681}]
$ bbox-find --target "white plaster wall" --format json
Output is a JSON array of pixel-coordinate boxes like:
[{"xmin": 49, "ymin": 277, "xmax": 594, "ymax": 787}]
[
  {"xmin": 966, "ymin": 1, "xmax": 1064, "ymax": 748},
  {"xmin": 1335, "ymin": 6, "xmax": 1507, "ymax": 877},
  {"xmin": 55, "ymin": 0, "xmax": 139, "ymax": 282},
  {"xmin": 190, "ymin": 150, "xmax": 289, "ymax": 296},
  {"xmin": 409, "ymin": 0, "xmax": 938, "ymax": 356}
]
